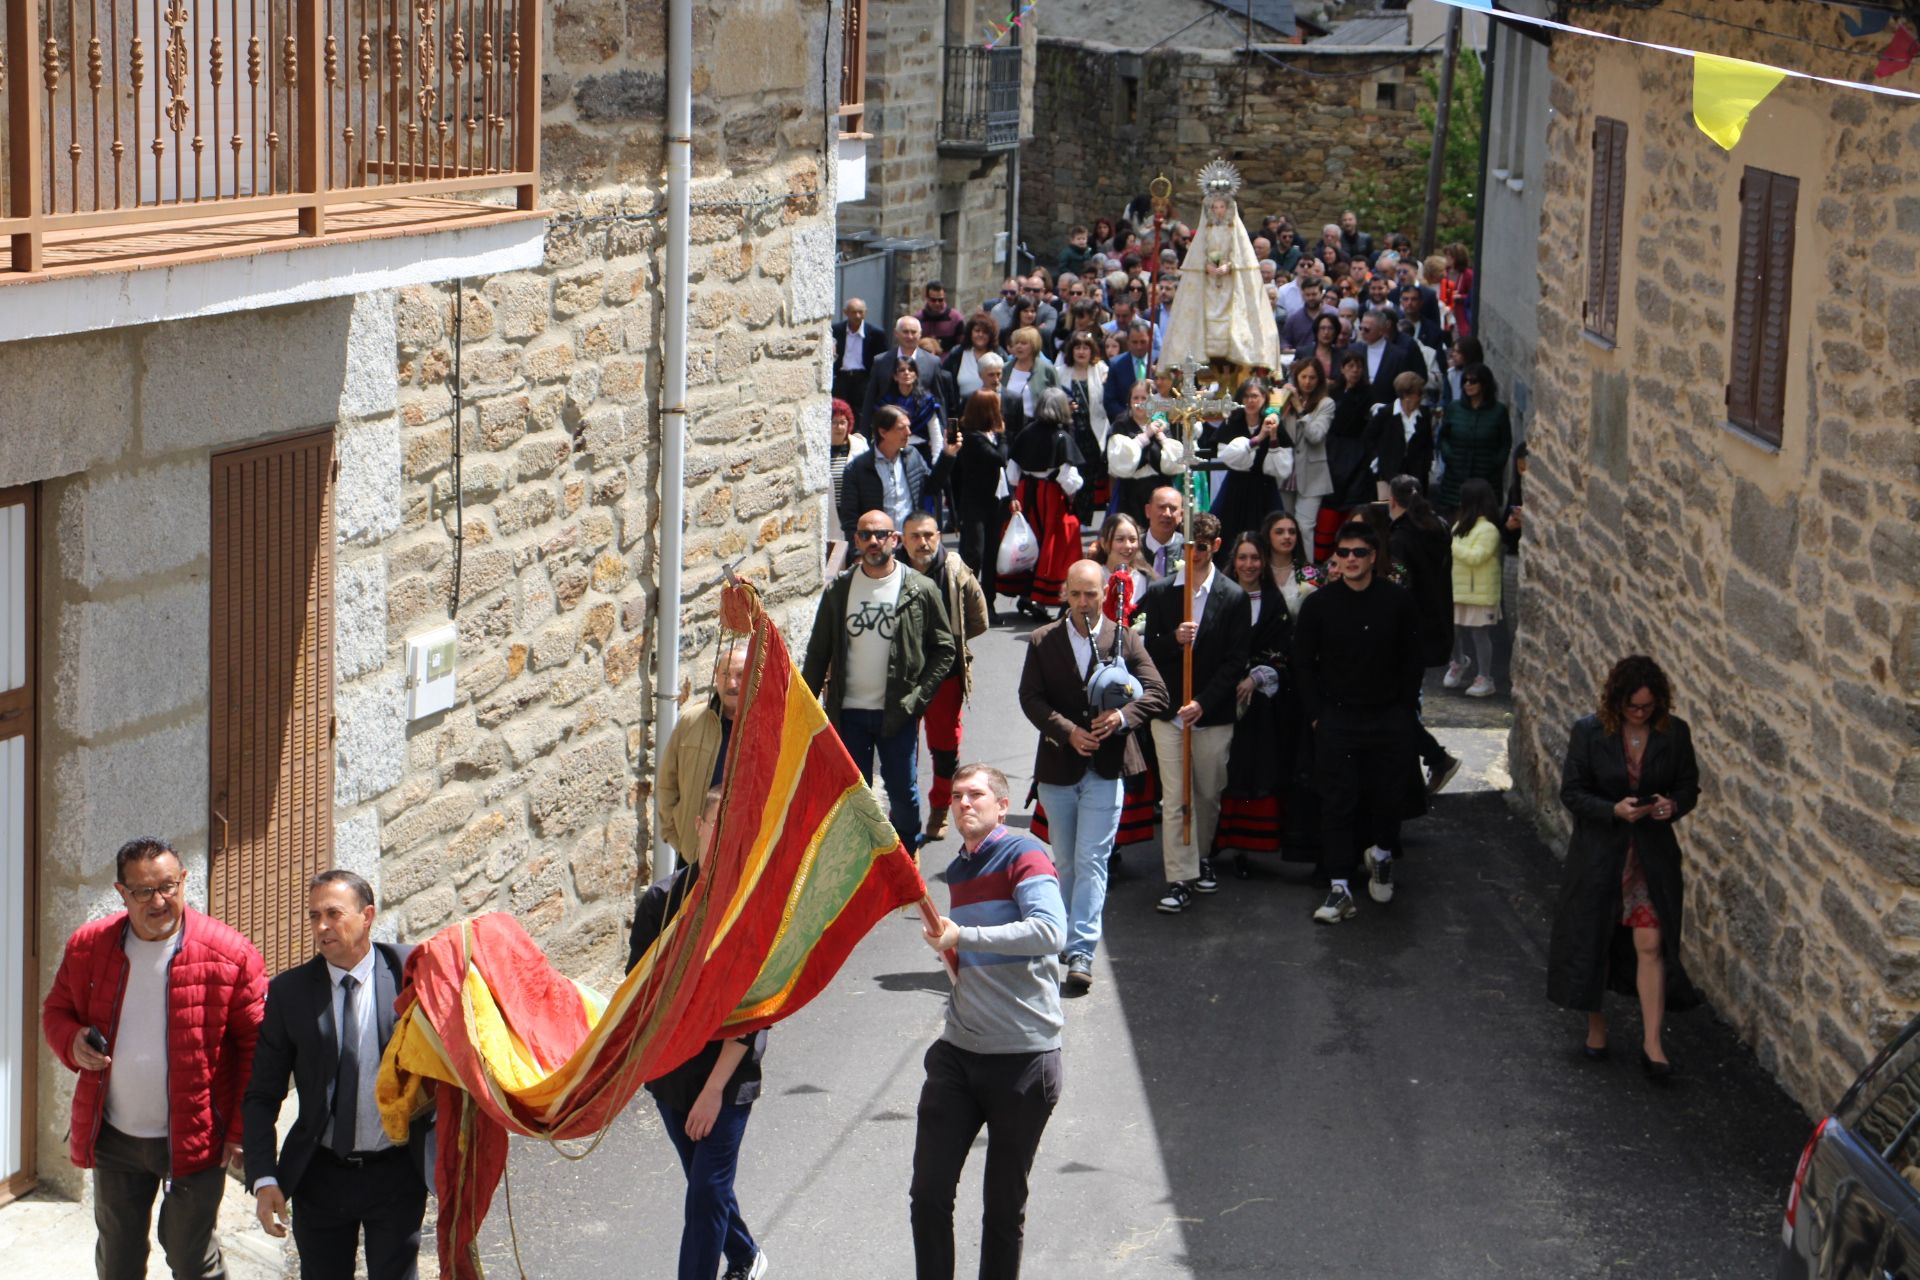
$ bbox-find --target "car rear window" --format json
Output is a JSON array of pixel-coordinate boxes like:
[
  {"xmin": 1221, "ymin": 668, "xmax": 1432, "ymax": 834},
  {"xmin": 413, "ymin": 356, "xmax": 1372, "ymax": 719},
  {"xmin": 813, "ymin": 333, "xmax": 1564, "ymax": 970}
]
[{"xmin": 1846, "ymin": 1026, "xmax": 1920, "ymax": 1191}]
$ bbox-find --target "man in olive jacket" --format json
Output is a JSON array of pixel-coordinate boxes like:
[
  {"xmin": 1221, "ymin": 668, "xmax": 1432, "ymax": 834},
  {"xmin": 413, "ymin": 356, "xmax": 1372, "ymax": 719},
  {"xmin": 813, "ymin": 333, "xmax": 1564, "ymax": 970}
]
[{"xmin": 803, "ymin": 509, "xmax": 958, "ymax": 849}]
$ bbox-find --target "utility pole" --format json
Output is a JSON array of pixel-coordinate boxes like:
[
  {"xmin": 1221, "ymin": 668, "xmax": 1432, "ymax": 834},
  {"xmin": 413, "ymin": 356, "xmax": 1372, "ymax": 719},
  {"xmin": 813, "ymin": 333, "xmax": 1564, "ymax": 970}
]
[{"xmin": 1420, "ymin": 6, "xmax": 1464, "ymax": 258}]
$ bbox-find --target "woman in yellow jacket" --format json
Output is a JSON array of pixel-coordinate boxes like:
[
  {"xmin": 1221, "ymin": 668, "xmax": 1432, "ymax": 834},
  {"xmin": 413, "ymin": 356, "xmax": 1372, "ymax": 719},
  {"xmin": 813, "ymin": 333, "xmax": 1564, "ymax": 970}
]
[{"xmin": 1444, "ymin": 478, "xmax": 1504, "ymax": 698}]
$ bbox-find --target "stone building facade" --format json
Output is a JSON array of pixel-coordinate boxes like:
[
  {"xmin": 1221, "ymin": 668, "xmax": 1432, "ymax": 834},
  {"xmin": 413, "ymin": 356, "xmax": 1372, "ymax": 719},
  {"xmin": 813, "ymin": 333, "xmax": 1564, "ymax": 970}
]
[
  {"xmin": 838, "ymin": 0, "xmax": 1036, "ymax": 315},
  {"xmin": 1021, "ymin": 34, "xmax": 1435, "ymax": 251},
  {"xmin": 1505, "ymin": 0, "xmax": 1920, "ymax": 1113},
  {"xmin": 3, "ymin": 0, "xmax": 842, "ymax": 1203}
]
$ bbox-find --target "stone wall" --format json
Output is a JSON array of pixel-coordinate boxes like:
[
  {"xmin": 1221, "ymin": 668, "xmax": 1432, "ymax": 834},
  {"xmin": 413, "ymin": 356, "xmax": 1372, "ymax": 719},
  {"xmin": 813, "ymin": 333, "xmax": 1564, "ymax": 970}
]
[
  {"xmin": 1510, "ymin": 0, "xmax": 1920, "ymax": 1113},
  {"xmin": 0, "ymin": 294, "xmax": 398, "ymax": 1197},
  {"xmin": 839, "ymin": 0, "xmax": 1021, "ymax": 314},
  {"xmin": 352, "ymin": 0, "xmax": 841, "ymax": 991},
  {"xmin": 1022, "ymin": 37, "xmax": 1434, "ymax": 255}
]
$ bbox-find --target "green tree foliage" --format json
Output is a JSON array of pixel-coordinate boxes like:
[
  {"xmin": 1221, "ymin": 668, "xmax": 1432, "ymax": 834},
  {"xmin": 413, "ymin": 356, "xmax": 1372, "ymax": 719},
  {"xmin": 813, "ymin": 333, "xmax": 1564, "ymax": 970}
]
[{"xmin": 1353, "ymin": 51, "xmax": 1485, "ymax": 251}]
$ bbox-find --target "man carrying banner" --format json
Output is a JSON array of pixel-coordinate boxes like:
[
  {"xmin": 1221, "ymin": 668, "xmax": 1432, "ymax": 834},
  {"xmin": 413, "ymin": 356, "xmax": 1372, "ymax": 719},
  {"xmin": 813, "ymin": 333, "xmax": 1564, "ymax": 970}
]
[{"xmin": 914, "ymin": 764, "xmax": 1066, "ymax": 1280}]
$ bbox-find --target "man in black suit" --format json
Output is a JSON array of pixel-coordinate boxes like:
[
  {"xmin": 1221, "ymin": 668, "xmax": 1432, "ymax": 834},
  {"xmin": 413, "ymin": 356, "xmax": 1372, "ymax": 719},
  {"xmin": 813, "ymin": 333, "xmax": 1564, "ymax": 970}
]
[
  {"xmin": 244, "ymin": 871, "xmax": 433, "ymax": 1280},
  {"xmin": 860, "ymin": 314, "xmax": 949, "ymax": 434},
  {"xmin": 1339, "ymin": 209, "xmax": 1376, "ymax": 268},
  {"xmin": 832, "ymin": 297, "xmax": 886, "ymax": 411},
  {"xmin": 1137, "ymin": 513, "xmax": 1250, "ymax": 915},
  {"xmin": 1356, "ymin": 309, "xmax": 1424, "ymax": 408}
]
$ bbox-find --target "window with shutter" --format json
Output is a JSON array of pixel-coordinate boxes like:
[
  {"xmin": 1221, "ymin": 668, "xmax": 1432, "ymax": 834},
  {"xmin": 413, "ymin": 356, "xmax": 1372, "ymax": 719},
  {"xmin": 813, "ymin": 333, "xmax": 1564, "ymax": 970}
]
[
  {"xmin": 1584, "ymin": 116, "xmax": 1627, "ymax": 343},
  {"xmin": 209, "ymin": 433, "xmax": 336, "ymax": 976},
  {"xmin": 1727, "ymin": 167, "xmax": 1798, "ymax": 447},
  {"xmin": 0, "ymin": 487, "xmax": 36, "ymax": 1201}
]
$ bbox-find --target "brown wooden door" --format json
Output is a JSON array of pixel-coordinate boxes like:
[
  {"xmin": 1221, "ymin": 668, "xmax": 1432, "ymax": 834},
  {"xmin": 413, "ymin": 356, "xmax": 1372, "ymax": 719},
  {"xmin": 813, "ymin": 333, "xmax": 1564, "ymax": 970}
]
[
  {"xmin": 0, "ymin": 486, "xmax": 37, "ymax": 1202},
  {"xmin": 210, "ymin": 432, "xmax": 336, "ymax": 976}
]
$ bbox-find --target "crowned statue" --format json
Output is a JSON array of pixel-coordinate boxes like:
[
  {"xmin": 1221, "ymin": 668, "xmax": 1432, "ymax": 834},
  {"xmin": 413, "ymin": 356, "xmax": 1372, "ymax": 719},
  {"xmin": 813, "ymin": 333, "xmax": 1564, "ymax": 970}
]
[{"xmin": 1158, "ymin": 159, "xmax": 1282, "ymax": 391}]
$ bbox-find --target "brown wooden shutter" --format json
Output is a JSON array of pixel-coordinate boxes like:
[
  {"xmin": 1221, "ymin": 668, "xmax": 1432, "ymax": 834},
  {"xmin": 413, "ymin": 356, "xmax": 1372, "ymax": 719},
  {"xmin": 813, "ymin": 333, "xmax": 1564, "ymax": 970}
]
[
  {"xmin": 0, "ymin": 486, "xmax": 37, "ymax": 1201},
  {"xmin": 1585, "ymin": 116, "xmax": 1626, "ymax": 341},
  {"xmin": 209, "ymin": 432, "xmax": 336, "ymax": 976},
  {"xmin": 1727, "ymin": 167, "xmax": 1796, "ymax": 446}
]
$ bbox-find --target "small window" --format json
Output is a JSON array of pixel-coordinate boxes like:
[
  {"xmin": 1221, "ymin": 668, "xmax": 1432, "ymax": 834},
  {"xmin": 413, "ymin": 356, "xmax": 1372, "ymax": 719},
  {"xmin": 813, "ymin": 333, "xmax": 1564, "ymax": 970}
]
[
  {"xmin": 1120, "ymin": 74, "xmax": 1140, "ymax": 126},
  {"xmin": 1376, "ymin": 82, "xmax": 1398, "ymax": 111},
  {"xmin": 1726, "ymin": 166, "xmax": 1799, "ymax": 448},
  {"xmin": 1584, "ymin": 116, "xmax": 1628, "ymax": 344}
]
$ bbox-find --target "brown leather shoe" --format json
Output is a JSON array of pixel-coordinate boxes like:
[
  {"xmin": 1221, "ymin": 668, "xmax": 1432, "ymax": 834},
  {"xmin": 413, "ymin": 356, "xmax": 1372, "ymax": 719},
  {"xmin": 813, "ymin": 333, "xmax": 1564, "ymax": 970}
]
[{"xmin": 925, "ymin": 810, "xmax": 950, "ymax": 841}]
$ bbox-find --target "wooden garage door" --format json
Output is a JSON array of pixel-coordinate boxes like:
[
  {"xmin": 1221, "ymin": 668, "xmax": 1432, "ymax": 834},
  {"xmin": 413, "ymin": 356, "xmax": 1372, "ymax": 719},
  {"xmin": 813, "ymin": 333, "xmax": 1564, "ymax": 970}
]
[
  {"xmin": 0, "ymin": 487, "xmax": 37, "ymax": 1201},
  {"xmin": 210, "ymin": 433, "xmax": 336, "ymax": 976}
]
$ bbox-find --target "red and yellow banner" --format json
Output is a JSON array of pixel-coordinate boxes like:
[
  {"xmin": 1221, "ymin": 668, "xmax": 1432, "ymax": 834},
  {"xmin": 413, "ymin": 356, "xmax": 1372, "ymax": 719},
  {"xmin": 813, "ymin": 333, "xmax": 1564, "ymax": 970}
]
[{"xmin": 377, "ymin": 582, "xmax": 928, "ymax": 1278}]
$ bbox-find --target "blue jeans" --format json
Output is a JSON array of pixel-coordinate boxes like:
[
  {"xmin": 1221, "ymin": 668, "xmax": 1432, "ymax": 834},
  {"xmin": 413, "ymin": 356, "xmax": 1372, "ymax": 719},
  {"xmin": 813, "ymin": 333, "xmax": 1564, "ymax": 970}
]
[
  {"xmin": 835, "ymin": 707, "xmax": 924, "ymax": 845},
  {"xmin": 656, "ymin": 1098, "xmax": 759, "ymax": 1280},
  {"xmin": 1035, "ymin": 774, "xmax": 1124, "ymax": 961}
]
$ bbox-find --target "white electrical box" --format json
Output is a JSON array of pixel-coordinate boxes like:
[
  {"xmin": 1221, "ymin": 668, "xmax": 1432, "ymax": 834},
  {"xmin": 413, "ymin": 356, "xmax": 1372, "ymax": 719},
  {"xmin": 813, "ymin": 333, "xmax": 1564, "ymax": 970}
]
[{"xmin": 404, "ymin": 624, "xmax": 458, "ymax": 720}]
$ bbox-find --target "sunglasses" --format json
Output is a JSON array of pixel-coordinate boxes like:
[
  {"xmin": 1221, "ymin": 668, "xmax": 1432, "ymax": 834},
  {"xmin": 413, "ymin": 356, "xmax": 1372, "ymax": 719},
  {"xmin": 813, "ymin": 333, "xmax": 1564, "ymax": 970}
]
[
  {"xmin": 1331, "ymin": 546, "xmax": 1374, "ymax": 558},
  {"xmin": 854, "ymin": 529, "xmax": 893, "ymax": 542}
]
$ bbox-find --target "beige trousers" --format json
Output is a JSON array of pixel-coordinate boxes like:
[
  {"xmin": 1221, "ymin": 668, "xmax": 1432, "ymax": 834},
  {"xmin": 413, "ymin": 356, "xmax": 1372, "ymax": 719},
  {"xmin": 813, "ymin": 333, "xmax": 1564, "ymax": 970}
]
[{"xmin": 1149, "ymin": 718, "xmax": 1233, "ymax": 884}]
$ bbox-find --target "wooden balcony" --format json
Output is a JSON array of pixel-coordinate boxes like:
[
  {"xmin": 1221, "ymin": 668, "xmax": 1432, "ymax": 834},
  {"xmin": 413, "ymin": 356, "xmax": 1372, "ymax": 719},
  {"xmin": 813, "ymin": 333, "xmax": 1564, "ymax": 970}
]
[{"xmin": 0, "ymin": 0, "xmax": 540, "ymax": 281}]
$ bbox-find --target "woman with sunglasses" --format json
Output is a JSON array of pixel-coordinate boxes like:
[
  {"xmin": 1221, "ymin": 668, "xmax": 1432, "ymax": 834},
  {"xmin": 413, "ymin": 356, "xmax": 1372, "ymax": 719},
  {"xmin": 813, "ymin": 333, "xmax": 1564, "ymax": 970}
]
[
  {"xmin": 1548, "ymin": 655, "xmax": 1701, "ymax": 1078},
  {"xmin": 1433, "ymin": 361, "xmax": 1512, "ymax": 515}
]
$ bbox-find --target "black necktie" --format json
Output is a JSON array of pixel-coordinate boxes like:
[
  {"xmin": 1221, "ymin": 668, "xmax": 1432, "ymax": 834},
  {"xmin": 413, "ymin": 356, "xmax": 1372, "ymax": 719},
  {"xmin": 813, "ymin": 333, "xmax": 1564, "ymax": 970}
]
[{"xmin": 332, "ymin": 975, "xmax": 360, "ymax": 1155}]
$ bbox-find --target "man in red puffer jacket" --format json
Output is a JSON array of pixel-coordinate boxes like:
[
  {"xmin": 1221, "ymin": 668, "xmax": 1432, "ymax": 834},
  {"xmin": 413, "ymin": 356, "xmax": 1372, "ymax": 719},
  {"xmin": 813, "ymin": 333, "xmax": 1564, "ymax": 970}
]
[{"xmin": 43, "ymin": 835, "xmax": 266, "ymax": 1280}]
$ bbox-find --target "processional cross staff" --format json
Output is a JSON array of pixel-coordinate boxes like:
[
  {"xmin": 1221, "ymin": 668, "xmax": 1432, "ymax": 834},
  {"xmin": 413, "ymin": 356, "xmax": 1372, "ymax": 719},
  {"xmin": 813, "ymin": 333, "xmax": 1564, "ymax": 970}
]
[{"xmin": 1142, "ymin": 357, "xmax": 1237, "ymax": 843}]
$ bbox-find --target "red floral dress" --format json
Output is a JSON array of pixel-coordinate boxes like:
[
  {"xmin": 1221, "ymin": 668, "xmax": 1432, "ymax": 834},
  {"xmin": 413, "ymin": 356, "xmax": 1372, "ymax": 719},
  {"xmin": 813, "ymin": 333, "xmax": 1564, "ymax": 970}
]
[{"xmin": 1619, "ymin": 748, "xmax": 1660, "ymax": 929}]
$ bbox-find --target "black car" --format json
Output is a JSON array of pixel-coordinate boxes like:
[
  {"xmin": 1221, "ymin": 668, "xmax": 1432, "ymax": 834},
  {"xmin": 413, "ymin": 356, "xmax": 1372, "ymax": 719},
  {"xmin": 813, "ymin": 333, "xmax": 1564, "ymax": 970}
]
[{"xmin": 1779, "ymin": 1012, "xmax": 1920, "ymax": 1278}]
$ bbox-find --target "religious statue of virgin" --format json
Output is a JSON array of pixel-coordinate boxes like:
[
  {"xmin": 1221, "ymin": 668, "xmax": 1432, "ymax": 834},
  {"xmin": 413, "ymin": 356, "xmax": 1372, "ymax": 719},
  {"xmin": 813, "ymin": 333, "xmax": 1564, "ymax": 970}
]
[{"xmin": 1158, "ymin": 159, "xmax": 1282, "ymax": 390}]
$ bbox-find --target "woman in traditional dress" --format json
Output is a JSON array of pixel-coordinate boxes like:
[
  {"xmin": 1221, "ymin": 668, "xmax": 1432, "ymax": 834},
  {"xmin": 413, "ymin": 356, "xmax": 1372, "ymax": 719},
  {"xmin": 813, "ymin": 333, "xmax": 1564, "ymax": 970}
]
[
  {"xmin": 1263, "ymin": 511, "xmax": 1324, "ymax": 865},
  {"xmin": 1208, "ymin": 377, "xmax": 1294, "ymax": 565},
  {"xmin": 1106, "ymin": 380, "xmax": 1188, "ymax": 524},
  {"xmin": 1213, "ymin": 532, "xmax": 1293, "ymax": 877},
  {"xmin": 1003, "ymin": 388, "xmax": 1085, "ymax": 618}
]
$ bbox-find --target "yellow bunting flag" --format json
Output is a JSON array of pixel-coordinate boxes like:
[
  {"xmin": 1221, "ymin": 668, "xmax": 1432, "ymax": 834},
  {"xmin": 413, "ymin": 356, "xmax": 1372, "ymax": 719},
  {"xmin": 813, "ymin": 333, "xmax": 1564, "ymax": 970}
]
[{"xmin": 1692, "ymin": 53, "xmax": 1789, "ymax": 150}]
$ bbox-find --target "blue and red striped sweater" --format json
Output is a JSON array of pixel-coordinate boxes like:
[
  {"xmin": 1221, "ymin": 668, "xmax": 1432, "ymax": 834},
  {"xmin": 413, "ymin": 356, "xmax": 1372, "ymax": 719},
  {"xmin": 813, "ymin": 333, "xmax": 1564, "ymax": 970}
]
[{"xmin": 942, "ymin": 825, "xmax": 1065, "ymax": 1054}]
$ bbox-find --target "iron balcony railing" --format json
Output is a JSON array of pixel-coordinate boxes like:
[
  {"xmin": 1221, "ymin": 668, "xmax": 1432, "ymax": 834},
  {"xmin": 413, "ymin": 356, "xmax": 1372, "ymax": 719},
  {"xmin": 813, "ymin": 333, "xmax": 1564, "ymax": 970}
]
[
  {"xmin": 0, "ymin": 0, "xmax": 539, "ymax": 272},
  {"xmin": 937, "ymin": 45, "xmax": 1019, "ymax": 154}
]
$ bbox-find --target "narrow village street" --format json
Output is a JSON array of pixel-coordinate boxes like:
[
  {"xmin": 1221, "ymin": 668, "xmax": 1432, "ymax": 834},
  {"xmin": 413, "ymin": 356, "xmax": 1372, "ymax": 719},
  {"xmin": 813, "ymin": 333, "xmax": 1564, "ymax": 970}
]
[{"xmin": 477, "ymin": 622, "xmax": 1813, "ymax": 1278}]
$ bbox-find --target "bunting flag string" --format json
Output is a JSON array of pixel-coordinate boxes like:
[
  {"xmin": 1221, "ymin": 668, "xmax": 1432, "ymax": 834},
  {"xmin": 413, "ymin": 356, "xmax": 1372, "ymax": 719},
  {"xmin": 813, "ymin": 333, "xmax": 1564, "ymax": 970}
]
[
  {"xmin": 983, "ymin": 1, "xmax": 1037, "ymax": 49},
  {"xmin": 1436, "ymin": 0, "xmax": 1920, "ymax": 151}
]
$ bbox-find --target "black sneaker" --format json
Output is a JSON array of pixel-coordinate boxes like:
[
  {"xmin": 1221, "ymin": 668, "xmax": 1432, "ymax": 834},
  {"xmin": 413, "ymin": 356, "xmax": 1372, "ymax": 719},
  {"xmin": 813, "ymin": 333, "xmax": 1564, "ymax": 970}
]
[
  {"xmin": 1312, "ymin": 885, "xmax": 1357, "ymax": 924},
  {"xmin": 1194, "ymin": 859, "xmax": 1220, "ymax": 893},
  {"xmin": 1156, "ymin": 882, "xmax": 1192, "ymax": 914},
  {"xmin": 722, "ymin": 1252, "xmax": 769, "ymax": 1280}
]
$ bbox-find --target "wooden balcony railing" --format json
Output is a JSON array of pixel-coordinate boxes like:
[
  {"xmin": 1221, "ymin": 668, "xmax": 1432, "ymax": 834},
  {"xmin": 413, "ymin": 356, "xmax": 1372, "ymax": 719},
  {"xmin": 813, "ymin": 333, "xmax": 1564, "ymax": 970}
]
[
  {"xmin": 0, "ymin": 0, "xmax": 538, "ymax": 274},
  {"xmin": 837, "ymin": 0, "xmax": 866, "ymax": 139}
]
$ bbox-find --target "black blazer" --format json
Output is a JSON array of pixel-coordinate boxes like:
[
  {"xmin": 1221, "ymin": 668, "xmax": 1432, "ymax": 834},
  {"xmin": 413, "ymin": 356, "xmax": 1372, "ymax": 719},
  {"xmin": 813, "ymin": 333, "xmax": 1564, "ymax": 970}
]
[
  {"xmin": 861, "ymin": 347, "xmax": 949, "ymax": 434},
  {"xmin": 1139, "ymin": 572, "xmax": 1252, "ymax": 727},
  {"xmin": 1363, "ymin": 338, "xmax": 1426, "ymax": 407},
  {"xmin": 832, "ymin": 319, "xmax": 887, "ymax": 375},
  {"xmin": 242, "ymin": 943, "xmax": 433, "ymax": 1197},
  {"xmin": 837, "ymin": 445, "xmax": 954, "ymax": 540},
  {"xmin": 1019, "ymin": 616, "xmax": 1170, "ymax": 785},
  {"xmin": 1363, "ymin": 401, "xmax": 1436, "ymax": 493},
  {"xmin": 951, "ymin": 428, "xmax": 1011, "ymax": 514}
]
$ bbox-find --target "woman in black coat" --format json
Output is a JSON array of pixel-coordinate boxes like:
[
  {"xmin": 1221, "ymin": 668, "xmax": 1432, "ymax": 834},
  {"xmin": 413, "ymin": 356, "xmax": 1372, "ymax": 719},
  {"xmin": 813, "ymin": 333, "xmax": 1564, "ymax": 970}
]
[
  {"xmin": 1214, "ymin": 531, "xmax": 1293, "ymax": 878},
  {"xmin": 1547, "ymin": 654, "xmax": 1701, "ymax": 1078},
  {"xmin": 950, "ymin": 390, "xmax": 1012, "ymax": 620},
  {"xmin": 1387, "ymin": 476, "xmax": 1457, "ymax": 787}
]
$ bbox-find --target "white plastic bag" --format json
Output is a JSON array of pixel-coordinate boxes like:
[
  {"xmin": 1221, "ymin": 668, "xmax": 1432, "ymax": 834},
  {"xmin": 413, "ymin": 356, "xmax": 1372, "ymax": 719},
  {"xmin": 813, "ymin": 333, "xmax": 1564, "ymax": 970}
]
[{"xmin": 997, "ymin": 512, "xmax": 1040, "ymax": 576}]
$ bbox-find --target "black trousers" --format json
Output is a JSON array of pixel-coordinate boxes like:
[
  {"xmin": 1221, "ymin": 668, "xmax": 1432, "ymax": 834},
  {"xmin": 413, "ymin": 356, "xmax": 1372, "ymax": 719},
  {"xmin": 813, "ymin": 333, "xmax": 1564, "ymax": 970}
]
[
  {"xmin": 1314, "ymin": 704, "xmax": 1418, "ymax": 883},
  {"xmin": 92, "ymin": 1123, "xmax": 228, "ymax": 1280},
  {"xmin": 955, "ymin": 503, "xmax": 1004, "ymax": 602},
  {"xmin": 910, "ymin": 1039, "xmax": 1062, "ymax": 1280},
  {"xmin": 289, "ymin": 1148, "xmax": 428, "ymax": 1280}
]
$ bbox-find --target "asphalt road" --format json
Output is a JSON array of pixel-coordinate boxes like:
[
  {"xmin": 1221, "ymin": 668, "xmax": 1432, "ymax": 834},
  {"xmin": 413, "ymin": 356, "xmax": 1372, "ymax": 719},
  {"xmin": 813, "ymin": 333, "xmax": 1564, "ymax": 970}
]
[{"xmin": 474, "ymin": 619, "xmax": 1813, "ymax": 1279}]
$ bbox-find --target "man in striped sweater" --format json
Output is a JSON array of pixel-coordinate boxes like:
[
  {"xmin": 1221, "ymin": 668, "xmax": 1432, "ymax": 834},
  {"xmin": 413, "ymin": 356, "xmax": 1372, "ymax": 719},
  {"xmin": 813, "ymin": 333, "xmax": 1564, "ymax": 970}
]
[{"xmin": 912, "ymin": 763, "xmax": 1066, "ymax": 1280}]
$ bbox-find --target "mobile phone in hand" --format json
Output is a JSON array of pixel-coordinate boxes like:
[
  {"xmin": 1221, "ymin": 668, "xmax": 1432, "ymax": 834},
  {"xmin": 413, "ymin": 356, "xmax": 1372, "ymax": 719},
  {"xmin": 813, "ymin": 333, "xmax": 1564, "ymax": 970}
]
[{"xmin": 84, "ymin": 1027, "xmax": 108, "ymax": 1054}]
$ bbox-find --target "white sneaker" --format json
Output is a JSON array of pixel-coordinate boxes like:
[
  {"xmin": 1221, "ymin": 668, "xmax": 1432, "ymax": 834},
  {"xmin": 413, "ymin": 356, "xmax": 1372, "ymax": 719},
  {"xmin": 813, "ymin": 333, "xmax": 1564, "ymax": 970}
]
[
  {"xmin": 1465, "ymin": 676, "xmax": 1497, "ymax": 698},
  {"xmin": 723, "ymin": 1252, "xmax": 769, "ymax": 1280},
  {"xmin": 1312, "ymin": 885, "xmax": 1357, "ymax": 924},
  {"xmin": 1364, "ymin": 847, "xmax": 1395, "ymax": 904},
  {"xmin": 1442, "ymin": 660, "xmax": 1470, "ymax": 689}
]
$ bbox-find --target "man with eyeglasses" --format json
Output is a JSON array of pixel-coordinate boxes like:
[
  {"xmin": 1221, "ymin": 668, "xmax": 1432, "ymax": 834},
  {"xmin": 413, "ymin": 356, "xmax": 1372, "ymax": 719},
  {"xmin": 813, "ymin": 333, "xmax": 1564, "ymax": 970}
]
[
  {"xmin": 838, "ymin": 406, "xmax": 953, "ymax": 543},
  {"xmin": 1293, "ymin": 521, "xmax": 1426, "ymax": 923},
  {"xmin": 43, "ymin": 835, "xmax": 266, "ymax": 1280},
  {"xmin": 803, "ymin": 509, "xmax": 957, "ymax": 853}
]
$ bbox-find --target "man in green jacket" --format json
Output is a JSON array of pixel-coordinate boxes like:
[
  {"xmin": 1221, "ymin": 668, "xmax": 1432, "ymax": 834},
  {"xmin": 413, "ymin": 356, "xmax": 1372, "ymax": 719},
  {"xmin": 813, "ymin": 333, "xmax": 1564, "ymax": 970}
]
[{"xmin": 802, "ymin": 509, "xmax": 958, "ymax": 850}]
